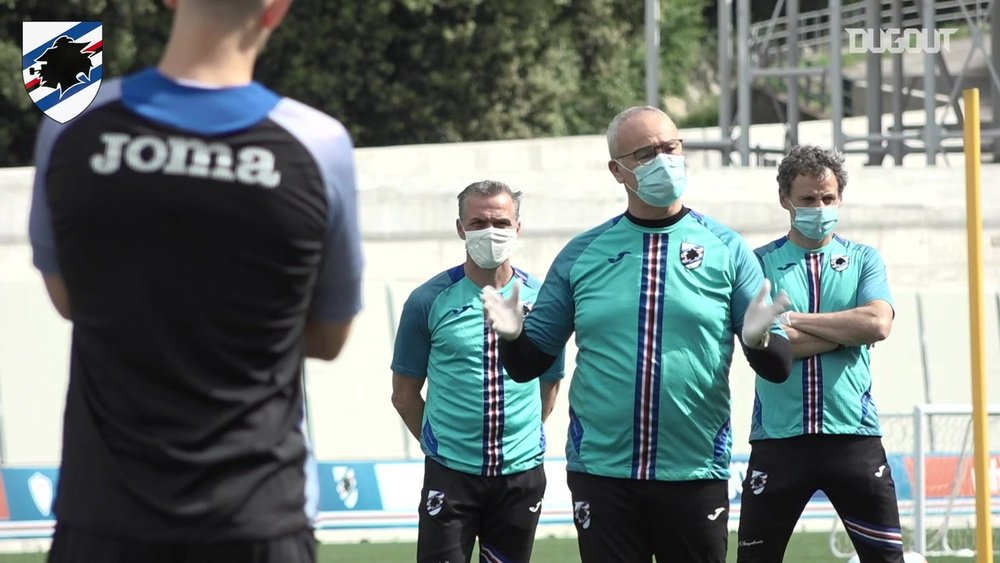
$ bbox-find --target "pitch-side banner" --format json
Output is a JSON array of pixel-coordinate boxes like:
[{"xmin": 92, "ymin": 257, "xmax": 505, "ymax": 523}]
[{"xmin": 0, "ymin": 455, "xmax": 997, "ymax": 539}]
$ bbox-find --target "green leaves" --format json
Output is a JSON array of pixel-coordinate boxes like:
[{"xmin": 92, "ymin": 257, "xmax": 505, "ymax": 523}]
[
  {"xmin": 2, "ymin": 0, "xmax": 166, "ymax": 165},
  {"xmin": 3, "ymin": 0, "xmax": 707, "ymax": 165}
]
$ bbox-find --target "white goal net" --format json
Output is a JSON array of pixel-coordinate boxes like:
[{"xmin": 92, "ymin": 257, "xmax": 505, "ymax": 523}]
[{"xmin": 829, "ymin": 405, "xmax": 1000, "ymax": 558}]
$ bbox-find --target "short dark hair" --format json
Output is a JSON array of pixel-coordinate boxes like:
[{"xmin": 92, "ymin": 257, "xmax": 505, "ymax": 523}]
[
  {"xmin": 457, "ymin": 180, "xmax": 522, "ymax": 221},
  {"xmin": 776, "ymin": 145, "xmax": 847, "ymax": 196}
]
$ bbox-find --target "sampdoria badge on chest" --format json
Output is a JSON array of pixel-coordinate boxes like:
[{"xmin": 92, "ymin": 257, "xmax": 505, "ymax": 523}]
[
  {"xmin": 680, "ymin": 242, "xmax": 705, "ymax": 270},
  {"xmin": 831, "ymin": 254, "xmax": 850, "ymax": 272}
]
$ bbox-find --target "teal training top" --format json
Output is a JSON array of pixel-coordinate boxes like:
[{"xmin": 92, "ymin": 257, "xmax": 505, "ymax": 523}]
[
  {"xmin": 391, "ymin": 265, "xmax": 565, "ymax": 476},
  {"xmin": 525, "ymin": 210, "xmax": 781, "ymax": 481},
  {"xmin": 751, "ymin": 234, "xmax": 894, "ymax": 440}
]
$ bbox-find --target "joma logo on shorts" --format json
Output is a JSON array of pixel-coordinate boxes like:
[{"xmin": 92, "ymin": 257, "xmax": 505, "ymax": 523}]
[{"xmin": 90, "ymin": 133, "xmax": 281, "ymax": 188}]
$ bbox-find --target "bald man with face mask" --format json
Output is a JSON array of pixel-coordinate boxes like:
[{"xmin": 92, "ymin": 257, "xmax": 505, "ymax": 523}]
[{"xmin": 482, "ymin": 106, "xmax": 793, "ymax": 563}]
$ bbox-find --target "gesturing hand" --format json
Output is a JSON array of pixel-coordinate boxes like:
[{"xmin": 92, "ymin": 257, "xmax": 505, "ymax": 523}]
[
  {"xmin": 742, "ymin": 279, "xmax": 791, "ymax": 349},
  {"xmin": 481, "ymin": 280, "xmax": 523, "ymax": 341}
]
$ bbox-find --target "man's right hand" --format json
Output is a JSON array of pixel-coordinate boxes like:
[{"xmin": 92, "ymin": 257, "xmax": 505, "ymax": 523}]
[
  {"xmin": 482, "ymin": 281, "xmax": 523, "ymax": 341},
  {"xmin": 742, "ymin": 279, "xmax": 791, "ymax": 349}
]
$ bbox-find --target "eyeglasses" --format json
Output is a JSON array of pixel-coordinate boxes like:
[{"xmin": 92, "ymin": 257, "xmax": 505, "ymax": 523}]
[{"xmin": 614, "ymin": 139, "xmax": 684, "ymax": 165}]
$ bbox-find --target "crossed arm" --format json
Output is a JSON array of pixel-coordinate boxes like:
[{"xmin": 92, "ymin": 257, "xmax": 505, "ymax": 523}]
[{"xmin": 782, "ymin": 300, "xmax": 893, "ymax": 359}]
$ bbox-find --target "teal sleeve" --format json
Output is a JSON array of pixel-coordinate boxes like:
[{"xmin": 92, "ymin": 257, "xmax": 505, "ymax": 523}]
[
  {"xmin": 390, "ymin": 291, "xmax": 432, "ymax": 378},
  {"xmin": 524, "ymin": 250, "xmax": 577, "ymax": 357},
  {"xmin": 856, "ymin": 246, "xmax": 894, "ymax": 308},
  {"xmin": 730, "ymin": 236, "xmax": 766, "ymax": 335}
]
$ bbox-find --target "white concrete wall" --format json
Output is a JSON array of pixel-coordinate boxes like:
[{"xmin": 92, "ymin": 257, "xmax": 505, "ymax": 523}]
[{"xmin": 2, "ymin": 127, "xmax": 999, "ymax": 465}]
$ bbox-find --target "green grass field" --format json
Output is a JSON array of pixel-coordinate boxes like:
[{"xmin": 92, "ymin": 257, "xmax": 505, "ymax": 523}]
[{"xmin": 0, "ymin": 533, "xmax": 988, "ymax": 562}]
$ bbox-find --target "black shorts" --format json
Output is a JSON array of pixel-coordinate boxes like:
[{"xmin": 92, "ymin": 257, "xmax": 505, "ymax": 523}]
[
  {"xmin": 737, "ymin": 434, "xmax": 903, "ymax": 563},
  {"xmin": 417, "ymin": 457, "xmax": 546, "ymax": 563},
  {"xmin": 47, "ymin": 524, "xmax": 316, "ymax": 563},
  {"xmin": 567, "ymin": 471, "xmax": 729, "ymax": 563}
]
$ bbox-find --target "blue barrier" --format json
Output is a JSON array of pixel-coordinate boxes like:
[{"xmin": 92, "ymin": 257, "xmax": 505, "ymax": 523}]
[{"xmin": 0, "ymin": 453, "xmax": 932, "ymax": 539}]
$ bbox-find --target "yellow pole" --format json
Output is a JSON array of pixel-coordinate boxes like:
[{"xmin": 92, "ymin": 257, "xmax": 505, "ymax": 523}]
[{"xmin": 963, "ymin": 87, "xmax": 992, "ymax": 562}]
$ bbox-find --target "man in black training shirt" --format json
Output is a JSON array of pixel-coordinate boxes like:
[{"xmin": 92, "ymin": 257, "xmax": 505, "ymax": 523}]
[{"xmin": 27, "ymin": 1, "xmax": 364, "ymax": 561}]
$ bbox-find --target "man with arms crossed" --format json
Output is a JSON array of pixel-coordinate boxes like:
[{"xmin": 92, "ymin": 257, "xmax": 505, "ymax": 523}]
[
  {"xmin": 392, "ymin": 180, "xmax": 564, "ymax": 563},
  {"xmin": 483, "ymin": 106, "xmax": 792, "ymax": 563},
  {"xmin": 737, "ymin": 145, "xmax": 901, "ymax": 563},
  {"xmin": 29, "ymin": 1, "xmax": 363, "ymax": 561}
]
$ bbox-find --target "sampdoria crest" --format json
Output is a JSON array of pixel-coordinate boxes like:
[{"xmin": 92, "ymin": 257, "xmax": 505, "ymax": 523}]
[
  {"xmin": 22, "ymin": 21, "xmax": 103, "ymax": 123},
  {"xmin": 750, "ymin": 470, "xmax": 769, "ymax": 495},
  {"xmin": 831, "ymin": 254, "xmax": 850, "ymax": 272},
  {"xmin": 574, "ymin": 500, "xmax": 592, "ymax": 529},
  {"xmin": 426, "ymin": 490, "xmax": 445, "ymax": 517},
  {"xmin": 680, "ymin": 242, "xmax": 705, "ymax": 270}
]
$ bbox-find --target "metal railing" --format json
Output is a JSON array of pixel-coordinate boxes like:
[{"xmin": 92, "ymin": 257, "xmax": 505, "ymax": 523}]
[
  {"xmin": 727, "ymin": 0, "xmax": 999, "ymax": 166},
  {"xmin": 749, "ymin": 0, "xmax": 993, "ymax": 64}
]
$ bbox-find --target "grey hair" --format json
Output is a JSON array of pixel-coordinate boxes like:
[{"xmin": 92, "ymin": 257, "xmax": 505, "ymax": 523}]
[
  {"xmin": 457, "ymin": 180, "xmax": 522, "ymax": 221},
  {"xmin": 606, "ymin": 106, "xmax": 668, "ymax": 158},
  {"xmin": 776, "ymin": 145, "xmax": 847, "ymax": 196}
]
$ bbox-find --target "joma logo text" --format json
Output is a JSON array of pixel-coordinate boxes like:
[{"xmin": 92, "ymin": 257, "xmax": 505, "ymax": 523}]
[{"xmin": 90, "ymin": 133, "xmax": 282, "ymax": 188}]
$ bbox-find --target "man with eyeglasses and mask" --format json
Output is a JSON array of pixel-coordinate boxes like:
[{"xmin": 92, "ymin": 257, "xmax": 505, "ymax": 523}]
[
  {"xmin": 391, "ymin": 180, "xmax": 565, "ymax": 563},
  {"xmin": 737, "ymin": 146, "xmax": 902, "ymax": 563},
  {"xmin": 480, "ymin": 105, "xmax": 793, "ymax": 563}
]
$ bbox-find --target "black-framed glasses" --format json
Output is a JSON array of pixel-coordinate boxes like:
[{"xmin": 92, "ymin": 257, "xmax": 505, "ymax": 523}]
[{"xmin": 614, "ymin": 139, "xmax": 684, "ymax": 165}]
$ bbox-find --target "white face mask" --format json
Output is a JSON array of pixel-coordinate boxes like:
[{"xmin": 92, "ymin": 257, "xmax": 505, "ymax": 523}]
[{"xmin": 463, "ymin": 226, "xmax": 517, "ymax": 269}]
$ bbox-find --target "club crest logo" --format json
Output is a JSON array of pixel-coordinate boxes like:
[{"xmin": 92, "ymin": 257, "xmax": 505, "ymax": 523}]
[
  {"xmin": 831, "ymin": 254, "xmax": 850, "ymax": 272},
  {"xmin": 426, "ymin": 490, "xmax": 445, "ymax": 517},
  {"xmin": 573, "ymin": 500, "xmax": 591, "ymax": 529},
  {"xmin": 27, "ymin": 472, "xmax": 54, "ymax": 517},
  {"xmin": 749, "ymin": 470, "xmax": 768, "ymax": 495},
  {"xmin": 22, "ymin": 21, "xmax": 103, "ymax": 123},
  {"xmin": 332, "ymin": 466, "xmax": 359, "ymax": 509},
  {"xmin": 680, "ymin": 242, "xmax": 705, "ymax": 270}
]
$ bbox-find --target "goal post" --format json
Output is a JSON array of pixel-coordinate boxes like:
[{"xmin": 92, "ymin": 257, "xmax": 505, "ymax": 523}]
[
  {"xmin": 829, "ymin": 405, "xmax": 1000, "ymax": 559},
  {"xmin": 913, "ymin": 403, "xmax": 1000, "ymax": 557}
]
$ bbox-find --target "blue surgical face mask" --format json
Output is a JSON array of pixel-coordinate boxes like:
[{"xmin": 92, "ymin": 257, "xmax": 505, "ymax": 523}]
[
  {"xmin": 792, "ymin": 206, "xmax": 839, "ymax": 240},
  {"xmin": 619, "ymin": 154, "xmax": 687, "ymax": 207}
]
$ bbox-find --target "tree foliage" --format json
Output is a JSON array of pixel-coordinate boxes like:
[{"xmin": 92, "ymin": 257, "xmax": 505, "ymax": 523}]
[
  {"xmin": 1, "ymin": 0, "xmax": 168, "ymax": 166},
  {"xmin": 1, "ymin": 0, "xmax": 707, "ymax": 166}
]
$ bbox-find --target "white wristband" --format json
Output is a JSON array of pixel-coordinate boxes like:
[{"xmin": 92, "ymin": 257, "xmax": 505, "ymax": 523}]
[{"xmin": 779, "ymin": 312, "xmax": 792, "ymax": 327}]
